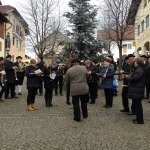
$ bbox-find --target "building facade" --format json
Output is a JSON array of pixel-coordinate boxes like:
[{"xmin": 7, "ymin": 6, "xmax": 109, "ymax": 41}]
[
  {"xmin": 97, "ymin": 30, "xmax": 135, "ymax": 60},
  {"xmin": 128, "ymin": 0, "xmax": 150, "ymax": 56},
  {"xmin": 0, "ymin": 5, "xmax": 29, "ymax": 61}
]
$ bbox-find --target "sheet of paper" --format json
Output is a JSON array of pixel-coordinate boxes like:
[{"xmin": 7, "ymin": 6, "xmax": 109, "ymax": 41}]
[
  {"xmin": 34, "ymin": 69, "xmax": 42, "ymax": 74},
  {"xmin": 50, "ymin": 73, "xmax": 56, "ymax": 80}
]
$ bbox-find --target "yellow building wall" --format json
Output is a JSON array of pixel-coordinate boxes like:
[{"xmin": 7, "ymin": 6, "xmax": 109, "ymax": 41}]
[
  {"xmin": 5, "ymin": 13, "xmax": 26, "ymax": 61},
  {"xmin": 135, "ymin": 0, "xmax": 150, "ymax": 56}
]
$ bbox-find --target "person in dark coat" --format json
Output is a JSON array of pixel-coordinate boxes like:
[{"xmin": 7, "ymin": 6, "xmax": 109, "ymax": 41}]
[
  {"xmin": 25, "ymin": 59, "xmax": 42, "ymax": 111},
  {"xmin": 107, "ymin": 55, "xmax": 117, "ymax": 72},
  {"xmin": 14, "ymin": 56, "xmax": 26, "ymax": 95},
  {"xmin": 42, "ymin": 59, "xmax": 56, "ymax": 107},
  {"xmin": 64, "ymin": 58, "xmax": 73, "ymax": 105},
  {"xmin": 37, "ymin": 55, "xmax": 45, "ymax": 96},
  {"xmin": 101, "ymin": 58, "xmax": 115, "ymax": 108},
  {"xmin": 54, "ymin": 57, "xmax": 64, "ymax": 96},
  {"xmin": 4, "ymin": 55, "xmax": 18, "ymax": 99},
  {"xmin": 120, "ymin": 54, "xmax": 135, "ymax": 114},
  {"xmin": 127, "ymin": 57, "xmax": 146, "ymax": 124},
  {"xmin": 85, "ymin": 60, "xmax": 100, "ymax": 104},
  {"xmin": 146, "ymin": 56, "xmax": 150, "ymax": 103},
  {"xmin": 140, "ymin": 55, "xmax": 149, "ymax": 99},
  {"xmin": 0, "ymin": 57, "xmax": 7, "ymax": 102}
]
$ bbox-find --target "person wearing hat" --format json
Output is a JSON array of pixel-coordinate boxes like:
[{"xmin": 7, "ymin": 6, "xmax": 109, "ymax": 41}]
[
  {"xmin": 54, "ymin": 57, "xmax": 64, "ymax": 96},
  {"xmin": 140, "ymin": 55, "xmax": 149, "ymax": 99},
  {"xmin": 65, "ymin": 59, "xmax": 89, "ymax": 122},
  {"xmin": 120, "ymin": 54, "xmax": 135, "ymax": 114},
  {"xmin": 37, "ymin": 55, "xmax": 45, "ymax": 96},
  {"xmin": 4, "ymin": 55, "xmax": 18, "ymax": 99},
  {"xmin": 85, "ymin": 60, "xmax": 100, "ymax": 104},
  {"xmin": 107, "ymin": 55, "xmax": 117, "ymax": 72},
  {"xmin": 14, "ymin": 56, "xmax": 26, "ymax": 95},
  {"xmin": 0, "ymin": 57, "xmax": 7, "ymax": 102}
]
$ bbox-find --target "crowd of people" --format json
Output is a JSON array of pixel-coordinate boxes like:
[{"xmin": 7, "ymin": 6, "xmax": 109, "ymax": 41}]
[{"xmin": 0, "ymin": 54, "xmax": 149, "ymax": 124}]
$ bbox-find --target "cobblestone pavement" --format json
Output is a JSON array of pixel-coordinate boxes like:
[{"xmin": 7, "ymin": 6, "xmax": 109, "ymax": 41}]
[{"xmin": 0, "ymin": 79, "xmax": 150, "ymax": 150}]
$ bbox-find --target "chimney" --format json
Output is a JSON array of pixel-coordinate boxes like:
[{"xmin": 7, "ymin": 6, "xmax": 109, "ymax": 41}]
[{"xmin": 0, "ymin": 1, "xmax": 2, "ymax": 5}]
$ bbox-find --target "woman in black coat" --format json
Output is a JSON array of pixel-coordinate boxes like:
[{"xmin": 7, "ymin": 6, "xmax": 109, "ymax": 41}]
[
  {"xmin": 25, "ymin": 59, "xmax": 42, "ymax": 111},
  {"xmin": 127, "ymin": 57, "xmax": 146, "ymax": 124},
  {"xmin": 43, "ymin": 59, "xmax": 56, "ymax": 107},
  {"xmin": 85, "ymin": 60, "xmax": 100, "ymax": 104},
  {"xmin": 64, "ymin": 58, "xmax": 73, "ymax": 105}
]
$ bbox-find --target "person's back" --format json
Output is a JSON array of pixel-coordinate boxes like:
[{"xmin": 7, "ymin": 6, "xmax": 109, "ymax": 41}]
[{"xmin": 66, "ymin": 64, "xmax": 89, "ymax": 96}]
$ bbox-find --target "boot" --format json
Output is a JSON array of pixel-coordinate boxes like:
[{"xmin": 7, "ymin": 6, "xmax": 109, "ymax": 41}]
[
  {"xmin": 31, "ymin": 104, "xmax": 38, "ymax": 110},
  {"xmin": 45, "ymin": 94, "xmax": 50, "ymax": 107},
  {"xmin": 27, "ymin": 105, "xmax": 35, "ymax": 111},
  {"xmin": 49, "ymin": 96, "xmax": 53, "ymax": 107}
]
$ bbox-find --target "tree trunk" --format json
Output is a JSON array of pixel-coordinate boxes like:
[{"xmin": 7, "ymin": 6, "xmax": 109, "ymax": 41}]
[{"xmin": 118, "ymin": 45, "xmax": 122, "ymax": 81}]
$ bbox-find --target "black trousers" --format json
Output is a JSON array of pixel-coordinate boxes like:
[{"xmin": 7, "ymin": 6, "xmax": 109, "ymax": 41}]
[
  {"xmin": 88, "ymin": 82, "xmax": 97, "ymax": 103},
  {"xmin": 15, "ymin": 76, "xmax": 24, "ymax": 85},
  {"xmin": 27, "ymin": 87, "xmax": 38, "ymax": 105},
  {"xmin": 104, "ymin": 88, "xmax": 113, "ymax": 106},
  {"xmin": 66, "ymin": 83, "xmax": 70, "ymax": 102},
  {"xmin": 5, "ymin": 83, "xmax": 15, "ymax": 98},
  {"xmin": 38, "ymin": 80, "xmax": 43, "ymax": 94},
  {"xmin": 55, "ymin": 76, "xmax": 63, "ymax": 94},
  {"xmin": 72, "ymin": 94, "xmax": 88, "ymax": 120},
  {"xmin": 132, "ymin": 99, "xmax": 143, "ymax": 123},
  {"xmin": 45, "ymin": 88, "xmax": 53, "ymax": 101},
  {"xmin": 121, "ymin": 87, "xmax": 129, "ymax": 110},
  {"xmin": 0, "ymin": 83, "xmax": 6, "ymax": 99}
]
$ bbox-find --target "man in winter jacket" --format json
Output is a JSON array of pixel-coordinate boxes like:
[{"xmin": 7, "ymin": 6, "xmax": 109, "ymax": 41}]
[{"xmin": 65, "ymin": 59, "xmax": 89, "ymax": 122}]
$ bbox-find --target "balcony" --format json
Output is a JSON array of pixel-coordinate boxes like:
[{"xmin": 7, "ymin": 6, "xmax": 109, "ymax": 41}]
[{"xmin": 12, "ymin": 27, "xmax": 25, "ymax": 41}]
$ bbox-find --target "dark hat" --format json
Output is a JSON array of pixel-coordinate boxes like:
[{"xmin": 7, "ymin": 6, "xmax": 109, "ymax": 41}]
[
  {"xmin": 140, "ymin": 55, "xmax": 147, "ymax": 58},
  {"xmin": 127, "ymin": 54, "xmax": 135, "ymax": 58},
  {"xmin": 71, "ymin": 59, "xmax": 80, "ymax": 63},
  {"xmin": 107, "ymin": 55, "xmax": 113, "ymax": 59},
  {"xmin": 0, "ymin": 57, "xmax": 4, "ymax": 61},
  {"xmin": 6, "ymin": 55, "xmax": 12, "ymax": 58},
  {"xmin": 16, "ymin": 56, "xmax": 22, "ymax": 59}
]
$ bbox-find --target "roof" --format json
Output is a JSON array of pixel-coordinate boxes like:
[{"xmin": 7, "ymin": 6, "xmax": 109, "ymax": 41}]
[
  {"xmin": 126, "ymin": 0, "xmax": 141, "ymax": 25},
  {"xmin": 0, "ymin": 5, "xmax": 29, "ymax": 35},
  {"xmin": 0, "ymin": 12, "xmax": 10, "ymax": 23},
  {"xmin": 97, "ymin": 26, "xmax": 135, "ymax": 42}
]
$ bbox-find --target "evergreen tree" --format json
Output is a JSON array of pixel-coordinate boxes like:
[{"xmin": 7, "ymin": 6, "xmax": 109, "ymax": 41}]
[{"xmin": 63, "ymin": 0, "xmax": 104, "ymax": 60}]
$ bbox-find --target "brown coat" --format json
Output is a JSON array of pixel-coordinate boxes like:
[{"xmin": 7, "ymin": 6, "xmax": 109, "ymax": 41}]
[{"xmin": 65, "ymin": 64, "xmax": 89, "ymax": 96}]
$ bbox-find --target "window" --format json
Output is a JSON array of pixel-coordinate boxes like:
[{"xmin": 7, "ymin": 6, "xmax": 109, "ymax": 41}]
[
  {"xmin": 16, "ymin": 39, "xmax": 18, "ymax": 48},
  {"xmin": 138, "ymin": 25, "xmax": 140, "ymax": 36},
  {"xmin": 141, "ymin": 21, "xmax": 144, "ymax": 32},
  {"xmin": 123, "ymin": 45, "xmax": 127, "ymax": 53},
  {"xmin": 128, "ymin": 44, "xmax": 132, "ymax": 49},
  {"xmin": 13, "ymin": 37, "xmax": 15, "ymax": 45},
  {"xmin": 19, "ymin": 42, "xmax": 21, "ymax": 50},
  {"xmin": 12, "ymin": 19, "xmax": 15, "ymax": 32},
  {"xmin": 146, "ymin": 15, "xmax": 149, "ymax": 28}
]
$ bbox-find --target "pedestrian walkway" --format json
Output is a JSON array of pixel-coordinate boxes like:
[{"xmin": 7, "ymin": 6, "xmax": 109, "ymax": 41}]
[{"xmin": 0, "ymin": 80, "xmax": 150, "ymax": 150}]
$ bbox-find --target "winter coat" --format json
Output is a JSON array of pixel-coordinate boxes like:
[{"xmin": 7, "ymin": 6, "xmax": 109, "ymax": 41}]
[
  {"xmin": 146, "ymin": 65, "xmax": 150, "ymax": 84},
  {"xmin": 4, "ymin": 60, "xmax": 16, "ymax": 83},
  {"xmin": 37, "ymin": 61, "xmax": 45, "ymax": 80},
  {"xmin": 54, "ymin": 62, "xmax": 64, "ymax": 77},
  {"xmin": 101, "ymin": 64, "xmax": 115, "ymax": 89},
  {"xmin": 25, "ymin": 65, "xmax": 40, "ymax": 88},
  {"xmin": 42, "ymin": 66, "xmax": 56, "ymax": 89},
  {"xmin": 87, "ymin": 64, "xmax": 100, "ymax": 83},
  {"xmin": 65, "ymin": 64, "xmax": 89, "ymax": 96},
  {"xmin": 0, "ymin": 64, "xmax": 7, "ymax": 83},
  {"xmin": 14, "ymin": 61, "xmax": 25, "ymax": 78},
  {"xmin": 127, "ymin": 65, "xmax": 146, "ymax": 100}
]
